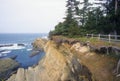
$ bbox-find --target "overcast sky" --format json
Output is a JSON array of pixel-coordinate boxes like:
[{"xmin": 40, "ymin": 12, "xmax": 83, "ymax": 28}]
[{"xmin": 0, "ymin": 0, "xmax": 66, "ymax": 33}]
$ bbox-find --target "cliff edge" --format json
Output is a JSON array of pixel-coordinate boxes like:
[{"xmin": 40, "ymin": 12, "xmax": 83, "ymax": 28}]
[
  {"xmin": 7, "ymin": 37, "xmax": 120, "ymax": 81},
  {"xmin": 7, "ymin": 38, "xmax": 92, "ymax": 81}
]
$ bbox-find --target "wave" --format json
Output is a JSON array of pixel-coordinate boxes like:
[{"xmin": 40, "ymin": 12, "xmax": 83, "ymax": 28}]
[
  {"xmin": 0, "ymin": 50, "xmax": 11, "ymax": 57},
  {"xmin": 0, "ymin": 53, "xmax": 7, "ymax": 57},
  {"xmin": 0, "ymin": 50, "xmax": 11, "ymax": 54},
  {"xmin": 0, "ymin": 43, "xmax": 25, "ymax": 50},
  {"xmin": 26, "ymin": 48, "xmax": 32, "ymax": 51}
]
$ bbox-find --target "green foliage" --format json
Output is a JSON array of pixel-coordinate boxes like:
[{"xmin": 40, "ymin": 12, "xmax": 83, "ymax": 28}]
[
  {"xmin": 50, "ymin": 0, "xmax": 80, "ymax": 37},
  {"xmin": 49, "ymin": 0, "xmax": 120, "ymax": 37},
  {"xmin": 50, "ymin": 19, "xmax": 79, "ymax": 36}
]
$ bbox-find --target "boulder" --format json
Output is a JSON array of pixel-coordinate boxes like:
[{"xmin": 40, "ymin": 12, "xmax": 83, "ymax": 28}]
[
  {"xmin": 89, "ymin": 45, "xmax": 120, "ymax": 55},
  {"xmin": 10, "ymin": 55, "xmax": 18, "ymax": 60},
  {"xmin": 17, "ymin": 44, "xmax": 25, "ymax": 46},
  {"xmin": 0, "ymin": 58, "xmax": 19, "ymax": 80}
]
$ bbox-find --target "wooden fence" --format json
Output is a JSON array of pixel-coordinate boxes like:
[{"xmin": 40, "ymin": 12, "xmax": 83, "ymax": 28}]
[{"xmin": 86, "ymin": 34, "xmax": 120, "ymax": 43}]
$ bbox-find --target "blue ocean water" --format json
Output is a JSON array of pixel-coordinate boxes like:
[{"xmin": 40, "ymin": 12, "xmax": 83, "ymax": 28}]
[{"xmin": 0, "ymin": 33, "xmax": 47, "ymax": 68}]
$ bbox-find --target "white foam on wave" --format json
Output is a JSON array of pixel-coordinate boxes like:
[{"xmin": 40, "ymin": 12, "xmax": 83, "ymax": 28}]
[
  {"xmin": 0, "ymin": 43, "xmax": 25, "ymax": 50},
  {"xmin": 1, "ymin": 50, "xmax": 11, "ymax": 54},
  {"xmin": 26, "ymin": 48, "xmax": 32, "ymax": 51},
  {"xmin": 0, "ymin": 53, "xmax": 7, "ymax": 57}
]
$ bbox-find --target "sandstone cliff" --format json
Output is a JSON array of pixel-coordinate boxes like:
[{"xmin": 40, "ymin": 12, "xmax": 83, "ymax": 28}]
[
  {"xmin": 7, "ymin": 37, "xmax": 120, "ymax": 81},
  {"xmin": 7, "ymin": 38, "xmax": 92, "ymax": 81}
]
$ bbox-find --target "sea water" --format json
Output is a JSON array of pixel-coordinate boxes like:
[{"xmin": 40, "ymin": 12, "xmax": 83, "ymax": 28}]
[{"xmin": 0, "ymin": 33, "xmax": 47, "ymax": 68}]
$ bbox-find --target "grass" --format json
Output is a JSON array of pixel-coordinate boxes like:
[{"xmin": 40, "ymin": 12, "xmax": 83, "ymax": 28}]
[
  {"xmin": 52, "ymin": 35, "xmax": 120, "ymax": 47},
  {"xmin": 76, "ymin": 37, "xmax": 120, "ymax": 47},
  {"xmin": 76, "ymin": 37, "xmax": 120, "ymax": 58}
]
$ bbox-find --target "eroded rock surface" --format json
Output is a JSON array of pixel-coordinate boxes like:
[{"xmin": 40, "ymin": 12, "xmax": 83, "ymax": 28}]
[{"xmin": 7, "ymin": 39, "xmax": 92, "ymax": 81}]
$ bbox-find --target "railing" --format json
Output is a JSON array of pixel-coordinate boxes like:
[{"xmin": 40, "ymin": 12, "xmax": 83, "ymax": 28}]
[{"xmin": 86, "ymin": 34, "xmax": 120, "ymax": 43}]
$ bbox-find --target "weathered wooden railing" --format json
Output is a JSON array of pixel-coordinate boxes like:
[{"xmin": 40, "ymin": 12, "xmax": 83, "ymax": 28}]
[{"xmin": 86, "ymin": 34, "xmax": 120, "ymax": 43}]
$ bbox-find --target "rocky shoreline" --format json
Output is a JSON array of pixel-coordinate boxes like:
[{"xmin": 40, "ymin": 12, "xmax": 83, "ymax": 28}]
[
  {"xmin": 6, "ymin": 36, "xmax": 120, "ymax": 81},
  {"xmin": 0, "ymin": 58, "xmax": 19, "ymax": 80}
]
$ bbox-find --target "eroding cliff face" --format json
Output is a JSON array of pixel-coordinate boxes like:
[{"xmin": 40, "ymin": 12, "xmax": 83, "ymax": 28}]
[
  {"xmin": 7, "ymin": 39, "xmax": 92, "ymax": 81},
  {"xmin": 32, "ymin": 38, "xmax": 47, "ymax": 51},
  {"xmin": 7, "ymin": 37, "xmax": 120, "ymax": 81}
]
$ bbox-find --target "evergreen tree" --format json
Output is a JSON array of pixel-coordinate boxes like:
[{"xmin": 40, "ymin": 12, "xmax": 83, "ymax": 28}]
[
  {"xmin": 49, "ymin": 0, "xmax": 120, "ymax": 37},
  {"xmin": 49, "ymin": 0, "xmax": 80, "ymax": 36}
]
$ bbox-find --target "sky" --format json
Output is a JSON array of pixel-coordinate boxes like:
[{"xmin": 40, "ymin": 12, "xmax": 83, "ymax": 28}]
[{"xmin": 0, "ymin": 0, "xmax": 66, "ymax": 33}]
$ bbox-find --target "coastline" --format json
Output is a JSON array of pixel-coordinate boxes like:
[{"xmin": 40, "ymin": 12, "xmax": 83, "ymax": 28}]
[
  {"xmin": 6, "ymin": 36, "xmax": 120, "ymax": 81},
  {"xmin": 0, "ymin": 33, "xmax": 47, "ymax": 80}
]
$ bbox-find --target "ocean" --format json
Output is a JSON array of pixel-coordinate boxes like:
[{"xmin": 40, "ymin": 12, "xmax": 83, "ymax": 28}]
[{"xmin": 0, "ymin": 33, "xmax": 47, "ymax": 68}]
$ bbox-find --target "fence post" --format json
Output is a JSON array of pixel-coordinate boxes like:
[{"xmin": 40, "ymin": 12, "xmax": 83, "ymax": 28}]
[
  {"xmin": 108, "ymin": 34, "xmax": 111, "ymax": 43},
  {"xmin": 92, "ymin": 34, "xmax": 93, "ymax": 38},
  {"xmin": 115, "ymin": 35, "xmax": 117, "ymax": 40},
  {"xmin": 98, "ymin": 34, "xmax": 100, "ymax": 40},
  {"xmin": 86, "ymin": 34, "xmax": 88, "ymax": 38}
]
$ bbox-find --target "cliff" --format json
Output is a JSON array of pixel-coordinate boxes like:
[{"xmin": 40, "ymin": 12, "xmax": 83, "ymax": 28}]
[{"xmin": 7, "ymin": 37, "xmax": 120, "ymax": 81}]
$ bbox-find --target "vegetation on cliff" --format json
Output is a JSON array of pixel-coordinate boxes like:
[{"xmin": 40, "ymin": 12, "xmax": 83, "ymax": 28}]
[
  {"xmin": 51, "ymin": 36, "xmax": 120, "ymax": 80},
  {"xmin": 6, "ymin": 37, "xmax": 120, "ymax": 81},
  {"xmin": 48, "ymin": 0, "xmax": 120, "ymax": 79}
]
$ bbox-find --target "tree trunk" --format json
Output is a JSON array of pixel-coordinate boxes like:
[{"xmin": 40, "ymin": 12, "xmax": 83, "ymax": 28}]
[{"xmin": 115, "ymin": 0, "xmax": 118, "ymax": 15}]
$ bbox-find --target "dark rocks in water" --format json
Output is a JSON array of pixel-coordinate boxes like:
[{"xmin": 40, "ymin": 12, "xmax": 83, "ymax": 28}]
[
  {"xmin": 0, "ymin": 58, "xmax": 20, "ymax": 80},
  {"xmin": 10, "ymin": 55, "xmax": 18, "ymax": 60},
  {"xmin": 29, "ymin": 50, "xmax": 40, "ymax": 57},
  {"xmin": 0, "ymin": 43, "xmax": 25, "ymax": 49},
  {"xmin": 0, "ymin": 44, "xmax": 13, "ymax": 47},
  {"xmin": 0, "ymin": 50, "xmax": 6, "ymax": 53},
  {"xmin": 17, "ymin": 44, "xmax": 25, "ymax": 46}
]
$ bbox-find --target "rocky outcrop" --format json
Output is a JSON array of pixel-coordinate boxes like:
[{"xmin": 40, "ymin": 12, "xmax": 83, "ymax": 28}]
[
  {"xmin": 29, "ymin": 38, "xmax": 47, "ymax": 57},
  {"xmin": 51, "ymin": 36, "xmax": 80, "ymax": 45},
  {"xmin": 32, "ymin": 38, "xmax": 47, "ymax": 51},
  {"xmin": 7, "ymin": 37, "xmax": 120, "ymax": 81},
  {"xmin": 0, "ymin": 58, "xmax": 19, "ymax": 80},
  {"xmin": 7, "ymin": 39, "xmax": 92, "ymax": 81},
  {"xmin": 89, "ymin": 45, "xmax": 120, "ymax": 55}
]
